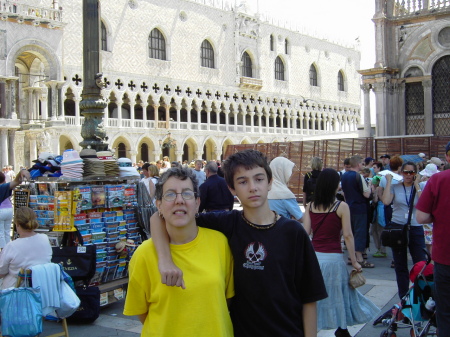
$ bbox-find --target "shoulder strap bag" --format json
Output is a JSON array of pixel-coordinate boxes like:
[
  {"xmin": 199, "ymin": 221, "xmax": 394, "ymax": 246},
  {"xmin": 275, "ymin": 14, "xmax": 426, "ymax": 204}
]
[{"xmin": 381, "ymin": 186, "xmax": 416, "ymax": 248}]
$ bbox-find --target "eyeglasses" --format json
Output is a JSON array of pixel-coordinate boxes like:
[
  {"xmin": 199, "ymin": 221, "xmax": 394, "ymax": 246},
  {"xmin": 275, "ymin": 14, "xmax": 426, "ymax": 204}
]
[
  {"xmin": 402, "ymin": 170, "xmax": 416, "ymax": 175},
  {"xmin": 162, "ymin": 191, "xmax": 196, "ymax": 202}
]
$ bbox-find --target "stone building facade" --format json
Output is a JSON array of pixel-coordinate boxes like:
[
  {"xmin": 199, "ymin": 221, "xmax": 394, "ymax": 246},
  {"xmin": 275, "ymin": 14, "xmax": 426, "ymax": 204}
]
[
  {"xmin": 360, "ymin": 0, "xmax": 450, "ymax": 137},
  {"xmin": 0, "ymin": 0, "xmax": 361, "ymax": 169}
]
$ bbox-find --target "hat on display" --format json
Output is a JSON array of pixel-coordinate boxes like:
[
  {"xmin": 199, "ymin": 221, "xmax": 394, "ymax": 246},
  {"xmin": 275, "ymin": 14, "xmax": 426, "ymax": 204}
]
[
  {"xmin": 419, "ymin": 163, "xmax": 439, "ymax": 177},
  {"xmin": 418, "ymin": 153, "xmax": 426, "ymax": 159},
  {"xmin": 61, "ymin": 149, "xmax": 84, "ymax": 178},
  {"xmin": 80, "ymin": 149, "xmax": 106, "ymax": 178},
  {"xmin": 427, "ymin": 157, "xmax": 443, "ymax": 167},
  {"xmin": 117, "ymin": 158, "xmax": 140, "ymax": 178},
  {"xmin": 61, "ymin": 149, "xmax": 83, "ymax": 165},
  {"xmin": 97, "ymin": 151, "xmax": 120, "ymax": 176},
  {"xmin": 379, "ymin": 154, "xmax": 391, "ymax": 159}
]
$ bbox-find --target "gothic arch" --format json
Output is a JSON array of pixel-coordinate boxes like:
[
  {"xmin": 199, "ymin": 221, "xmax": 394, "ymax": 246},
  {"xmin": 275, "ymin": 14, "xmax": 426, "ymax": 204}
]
[{"xmin": 7, "ymin": 39, "xmax": 62, "ymax": 79}]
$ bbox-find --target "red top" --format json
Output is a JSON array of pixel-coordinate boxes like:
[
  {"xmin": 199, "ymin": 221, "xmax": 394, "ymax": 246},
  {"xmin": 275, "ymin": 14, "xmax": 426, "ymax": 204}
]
[
  {"xmin": 310, "ymin": 202, "xmax": 342, "ymax": 254},
  {"xmin": 416, "ymin": 170, "xmax": 450, "ymax": 265}
]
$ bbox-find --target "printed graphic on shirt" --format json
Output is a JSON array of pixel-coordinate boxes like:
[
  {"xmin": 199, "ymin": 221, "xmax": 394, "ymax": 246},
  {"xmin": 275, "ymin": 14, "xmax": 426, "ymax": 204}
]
[{"xmin": 243, "ymin": 242, "xmax": 267, "ymax": 270}]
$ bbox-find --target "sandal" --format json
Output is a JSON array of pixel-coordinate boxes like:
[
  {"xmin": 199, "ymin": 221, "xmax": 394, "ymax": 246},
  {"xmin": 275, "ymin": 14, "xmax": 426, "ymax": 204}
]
[{"xmin": 358, "ymin": 260, "xmax": 375, "ymax": 268}]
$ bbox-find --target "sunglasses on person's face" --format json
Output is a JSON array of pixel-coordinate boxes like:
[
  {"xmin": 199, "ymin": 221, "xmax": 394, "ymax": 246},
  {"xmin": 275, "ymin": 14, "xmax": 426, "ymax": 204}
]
[{"xmin": 402, "ymin": 170, "xmax": 416, "ymax": 175}]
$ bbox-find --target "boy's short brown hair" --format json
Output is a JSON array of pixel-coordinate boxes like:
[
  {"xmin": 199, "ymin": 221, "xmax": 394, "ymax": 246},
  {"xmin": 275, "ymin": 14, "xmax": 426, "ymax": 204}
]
[{"xmin": 222, "ymin": 150, "xmax": 272, "ymax": 189}]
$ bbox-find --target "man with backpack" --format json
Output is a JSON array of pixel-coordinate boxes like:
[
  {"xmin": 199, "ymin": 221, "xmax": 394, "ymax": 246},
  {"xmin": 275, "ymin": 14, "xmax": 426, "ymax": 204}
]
[{"xmin": 303, "ymin": 157, "xmax": 323, "ymax": 207}]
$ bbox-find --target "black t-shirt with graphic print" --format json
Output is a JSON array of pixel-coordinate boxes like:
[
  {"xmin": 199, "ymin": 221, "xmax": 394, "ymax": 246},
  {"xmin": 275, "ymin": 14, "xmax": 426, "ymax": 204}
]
[{"xmin": 197, "ymin": 210, "xmax": 327, "ymax": 337}]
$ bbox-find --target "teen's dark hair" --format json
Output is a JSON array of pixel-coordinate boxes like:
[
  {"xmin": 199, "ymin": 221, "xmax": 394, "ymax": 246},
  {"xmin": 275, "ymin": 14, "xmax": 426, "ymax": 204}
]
[
  {"xmin": 222, "ymin": 150, "xmax": 272, "ymax": 189},
  {"xmin": 142, "ymin": 163, "xmax": 151, "ymax": 171},
  {"xmin": 401, "ymin": 161, "xmax": 417, "ymax": 173},
  {"xmin": 373, "ymin": 162, "xmax": 383, "ymax": 170},
  {"xmin": 155, "ymin": 167, "xmax": 199, "ymax": 200},
  {"xmin": 313, "ymin": 168, "xmax": 340, "ymax": 211},
  {"xmin": 0, "ymin": 172, "xmax": 5, "ymax": 184}
]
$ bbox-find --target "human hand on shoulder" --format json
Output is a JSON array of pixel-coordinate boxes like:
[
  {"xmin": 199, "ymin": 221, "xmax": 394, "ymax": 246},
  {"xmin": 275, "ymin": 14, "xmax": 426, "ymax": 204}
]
[{"xmin": 159, "ymin": 261, "xmax": 186, "ymax": 289}]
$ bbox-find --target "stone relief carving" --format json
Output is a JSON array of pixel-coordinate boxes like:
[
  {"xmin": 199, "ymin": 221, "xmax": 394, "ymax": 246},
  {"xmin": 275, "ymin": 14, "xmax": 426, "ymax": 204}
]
[
  {"xmin": 236, "ymin": 15, "xmax": 259, "ymax": 38},
  {"xmin": 37, "ymin": 130, "xmax": 52, "ymax": 152}
]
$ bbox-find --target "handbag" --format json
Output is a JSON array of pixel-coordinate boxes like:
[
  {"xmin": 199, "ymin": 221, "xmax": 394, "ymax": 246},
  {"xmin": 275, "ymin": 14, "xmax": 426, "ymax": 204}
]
[
  {"xmin": 0, "ymin": 287, "xmax": 43, "ymax": 337},
  {"xmin": 349, "ymin": 269, "xmax": 366, "ymax": 289},
  {"xmin": 135, "ymin": 181, "xmax": 157, "ymax": 237},
  {"xmin": 381, "ymin": 186, "xmax": 416, "ymax": 248},
  {"xmin": 51, "ymin": 230, "xmax": 97, "ymax": 282},
  {"xmin": 56, "ymin": 278, "xmax": 81, "ymax": 318},
  {"xmin": 66, "ymin": 285, "xmax": 100, "ymax": 324}
]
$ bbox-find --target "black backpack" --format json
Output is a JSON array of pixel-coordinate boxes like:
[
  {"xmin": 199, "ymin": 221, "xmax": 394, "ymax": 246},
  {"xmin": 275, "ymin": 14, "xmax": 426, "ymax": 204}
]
[{"xmin": 304, "ymin": 171, "xmax": 319, "ymax": 203}]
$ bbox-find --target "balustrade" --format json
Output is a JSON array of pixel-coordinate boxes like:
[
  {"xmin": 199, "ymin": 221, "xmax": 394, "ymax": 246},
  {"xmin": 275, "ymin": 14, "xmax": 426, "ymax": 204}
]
[
  {"xmin": 0, "ymin": 1, "xmax": 64, "ymax": 22},
  {"xmin": 393, "ymin": 0, "xmax": 450, "ymax": 17}
]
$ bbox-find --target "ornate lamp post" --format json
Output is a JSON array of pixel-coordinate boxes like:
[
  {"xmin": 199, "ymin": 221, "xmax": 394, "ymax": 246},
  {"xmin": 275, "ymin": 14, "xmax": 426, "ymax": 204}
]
[{"xmin": 79, "ymin": 0, "xmax": 108, "ymax": 151}]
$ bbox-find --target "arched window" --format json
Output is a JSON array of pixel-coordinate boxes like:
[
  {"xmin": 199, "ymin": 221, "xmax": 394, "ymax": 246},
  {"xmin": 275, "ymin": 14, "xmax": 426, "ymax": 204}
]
[
  {"xmin": 101, "ymin": 21, "xmax": 107, "ymax": 51},
  {"xmin": 275, "ymin": 56, "xmax": 285, "ymax": 81},
  {"xmin": 149, "ymin": 28, "xmax": 166, "ymax": 60},
  {"xmin": 241, "ymin": 52, "xmax": 252, "ymax": 78},
  {"xmin": 309, "ymin": 64, "xmax": 318, "ymax": 86},
  {"xmin": 200, "ymin": 40, "xmax": 214, "ymax": 68},
  {"xmin": 270, "ymin": 35, "xmax": 274, "ymax": 51},
  {"xmin": 432, "ymin": 55, "xmax": 450, "ymax": 136},
  {"xmin": 118, "ymin": 143, "xmax": 126, "ymax": 158},
  {"xmin": 285, "ymin": 39, "xmax": 289, "ymax": 54},
  {"xmin": 140, "ymin": 143, "xmax": 149, "ymax": 163},
  {"xmin": 337, "ymin": 71, "xmax": 345, "ymax": 91}
]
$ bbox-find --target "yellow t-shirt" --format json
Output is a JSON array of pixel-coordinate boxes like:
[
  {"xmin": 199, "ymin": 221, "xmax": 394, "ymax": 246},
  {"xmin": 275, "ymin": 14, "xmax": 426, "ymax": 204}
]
[{"xmin": 124, "ymin": 227, "xmax": 234, "ymax": 337}]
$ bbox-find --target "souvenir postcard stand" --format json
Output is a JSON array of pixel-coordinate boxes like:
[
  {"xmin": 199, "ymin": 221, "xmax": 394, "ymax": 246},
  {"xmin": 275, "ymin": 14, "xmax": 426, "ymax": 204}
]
[{"xmin": 26, "ymin": 177, "xmax": 141, "ymax": 306}]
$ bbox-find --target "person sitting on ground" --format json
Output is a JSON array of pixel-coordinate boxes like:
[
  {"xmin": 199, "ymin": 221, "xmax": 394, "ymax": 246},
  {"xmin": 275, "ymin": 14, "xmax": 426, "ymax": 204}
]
[
  {"xmin": 268, "ymin": 156, "xmax": 303, "ymax": 222},
  {"xmin": 0, "ymin": 207, "xmax": 52, "ymax": 289},
  {"xmin": 150, "ymin": 150, "xmax": 327, "ymax": 336},
  {"xmin": 124, "ymin": 167, "xmax": 234, "ymax": 336}
]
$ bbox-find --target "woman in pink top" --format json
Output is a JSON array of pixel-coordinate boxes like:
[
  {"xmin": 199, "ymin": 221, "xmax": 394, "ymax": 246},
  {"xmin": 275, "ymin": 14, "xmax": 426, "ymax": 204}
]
[
  {"xmin": 0, "ymin": 207, "xmax": 52, "ymax": 289},
  {"xmin": 303, "ymin": 168, "xmax": 378, "ymax": 337},
  {"xmin": 0, "ymin": 172, "xmax": 13, "ymax": 250}
]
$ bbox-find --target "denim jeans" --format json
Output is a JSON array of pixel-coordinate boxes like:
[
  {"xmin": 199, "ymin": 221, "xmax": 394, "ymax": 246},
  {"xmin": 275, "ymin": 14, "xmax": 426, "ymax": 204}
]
[
  {"xmin": 0, "ymin": 207, "xmax": 13, "ymax": 248},
  {"xmin": 391, "ymin": 225, "xmax": 426, "ymax": 299},
  {"xmin": 435, "ymin": 262, "xmax": 450, "ymax": 337},
  {"xmin": 351, "ymin": 213, "xmax": 367, "ymax": 252}
]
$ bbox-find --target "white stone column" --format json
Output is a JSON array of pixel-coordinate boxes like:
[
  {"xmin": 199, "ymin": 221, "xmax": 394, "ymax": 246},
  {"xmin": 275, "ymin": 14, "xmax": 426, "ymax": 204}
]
[
  {"xmin": 8, "ymin": 79, "xmax": 18, "ymax": 119},
  {"xmin": 224, "ymin": 108, "xmax": 229, "ymax": 132},
  {"xmin": 141, "ymin": 103, "xmax": 147, "ymax": 128},
  {"xmin": 165, "ymin": 105, "xmax": 170, "ymax": 129},
  {"xmin": 130, "ymin": 98, "xmax": 135, "ymax": 128},
  {"xmin": 129, "ymin": 150, "xmax": 137, "ymax": 163},
  {"xmin": 372, "ymin": 82, "xmax": 387, "ymax": 137},
  {"xmin": 0, "ymin": 129, "xmax": 8, "ymax": 168},
  {"xmin": 265, "ymin": 111, "xmax": 270, "ymax": 133},
  {"xmin": 153, "ymin": 150, "xmax": 161, "ymax": 162},
  {"xmin": 153, "ymin": 105, "xmax": 159, "ymax": 126},
  {"xmin": 74, "ymin": 96, "xmax": 81, "ymax": 126},
  {"xmin": 29, "ymin": 134, "xmax": 38, "ymax": 164},
  {"xmin": 176, "ymin": 107, "xmax": 181, "ymax": 130},
  {"xmin": 249, "ymin": 111, "xmax": 255, "ymax": 133},
  {"xmin": 361, "ymin": 84, "xmax": 372, "ymax": 137},
  {"xmin": 116, "ymin": 99, "xmax": 123, "ymax": 126},
  {"xmin": 422, "ymin": 79, "xmax": 433, "ymax": 135},
  {"xmin": 175, "ymin": 150, "xmax": 183, "ymax": 163},
  {"xmin": 40, "ymin": 87, "xmax": 48, "ymax": 121},
  {"xmin": 257, "ymin": 111, "xmax": 262, "ymax": 133},
  {"xmin": 205, "ymin": 103, "xmax": 211, "ymax": 131}
]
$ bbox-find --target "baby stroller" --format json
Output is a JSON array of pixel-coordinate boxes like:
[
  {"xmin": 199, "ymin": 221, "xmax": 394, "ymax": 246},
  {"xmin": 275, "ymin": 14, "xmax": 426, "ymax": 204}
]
[{"xmin": 375, "ymin": 250, "xmax": 437, "ymax": 337}]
